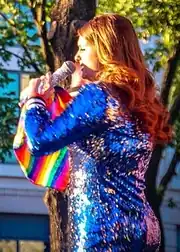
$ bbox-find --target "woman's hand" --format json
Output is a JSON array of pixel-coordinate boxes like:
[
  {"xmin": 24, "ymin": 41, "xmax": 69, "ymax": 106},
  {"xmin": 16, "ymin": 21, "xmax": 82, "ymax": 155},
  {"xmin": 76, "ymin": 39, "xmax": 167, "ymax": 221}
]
[
  {"xmin": 70, "ymin": 62, "xmax": 88, "ymax": 88},
  {"xmin": 28, "ymin": 73, "xmax": 55, "ymax": 107}
]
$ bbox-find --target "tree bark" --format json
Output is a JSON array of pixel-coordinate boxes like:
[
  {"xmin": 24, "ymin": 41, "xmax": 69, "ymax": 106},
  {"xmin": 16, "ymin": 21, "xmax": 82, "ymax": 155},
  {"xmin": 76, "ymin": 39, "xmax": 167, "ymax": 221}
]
[
  {"xmin": 157, "ymin": 151, "xmax": 179, "ymax": 206},
  {"xmin": 29, "ymin": 1, "xmax": 56, "ymax": 72},
  {"xmin": 44, "ymin": 189, "xmax": 68, "ymax": 251},
  {"xmin": 161, "ymin": 41, "xmax": 180, "ymax": 106},
  {"xmin": 145, "ymin": 146, "xmax": 164, "ymax": 212},
  {"xmin": 44, "ymin": 1, "xmax": 96, "ymax": 251},
  {"xmin": 169, "ymin": 93, "xmax": 180, "ymax": 124},
  {"xmin": 49, "ymin": 0, "xmax": 97, "ymax": 71},
  {"xmin": 145, "ymin": 145, "xmax": 165, "ymax": 252}
]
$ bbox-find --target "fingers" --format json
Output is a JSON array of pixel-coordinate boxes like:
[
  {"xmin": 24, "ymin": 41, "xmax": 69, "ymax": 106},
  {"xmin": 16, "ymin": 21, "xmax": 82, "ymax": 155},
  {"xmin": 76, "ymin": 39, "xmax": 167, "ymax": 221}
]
[
  {"xmin": 45, "ymin": 72, "xmax": 52, "ymax": 83},
  {"xmin": 37, "ymin": 72, "xmax": 52, "ymax": 94},
  {"xmin": 40, "ymin": 72, "xmax": 54, "ymax": 99},
  {"xmin": 29, "ymin": 73, "xmax": 52, "ymax": 91},
  {"xmin": 43, "ymin": 72, "xmax": 51, "ymax": 91},
  {"xmin": 29, "ymin": 78, "xmax": 41, "ymax": 88},
  {"xmin": 27, "ymin": 74, "xmax": 54, "ymax": 103},
  {"xmin": 19, "ymin": 86, "xmax": 29, "ymax": 107},
  {"xmin": 40, "ymin": 75, "xmax": 46, "ymax": 81},
  {"xmin": 28, "ymin": 78, "xmax": 41, "ymax": 94}
]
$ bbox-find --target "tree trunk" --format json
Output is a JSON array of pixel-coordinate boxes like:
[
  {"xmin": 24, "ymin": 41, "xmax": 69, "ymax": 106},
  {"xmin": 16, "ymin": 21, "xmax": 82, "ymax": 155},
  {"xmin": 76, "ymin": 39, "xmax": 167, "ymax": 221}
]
[
  {"xmin": 49, "ymin": 0, "xmax": 97, "ymax": 71},
  {"xmin": 145, "ymin": 145, "xmax": 165, "ymax": 252},
  {"xmin": 44, "ymin": 189, "xmax": 68, "ymax": 251},
  {"xmin": 157, "ymin": 151, "xmax": 178, "ymax": 205},
  {"xmin": 160, "ymin": 41, "xmax": 180, "ymax": 106},
  {"xmin": 169, "ymin": 93, "xmax": 180, "ymax": 124},
  {"xmin": 44, "ymin": 1, "xmax": 96, "ymax": 251}
]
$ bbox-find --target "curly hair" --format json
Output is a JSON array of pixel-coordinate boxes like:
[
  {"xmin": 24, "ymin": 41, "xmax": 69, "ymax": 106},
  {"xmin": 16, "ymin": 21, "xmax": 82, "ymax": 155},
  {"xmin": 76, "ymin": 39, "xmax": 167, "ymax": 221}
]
[{"xmin": 78, "ymin": 14, "xmax": 172, "ymax": 145}]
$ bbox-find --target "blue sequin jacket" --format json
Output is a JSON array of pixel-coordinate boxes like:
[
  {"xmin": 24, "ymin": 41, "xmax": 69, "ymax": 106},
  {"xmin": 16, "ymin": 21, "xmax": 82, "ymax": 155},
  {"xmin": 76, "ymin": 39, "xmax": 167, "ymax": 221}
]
[{"xmin": 24, "ymin": 83, "xmax": 160, "ymax": 251}]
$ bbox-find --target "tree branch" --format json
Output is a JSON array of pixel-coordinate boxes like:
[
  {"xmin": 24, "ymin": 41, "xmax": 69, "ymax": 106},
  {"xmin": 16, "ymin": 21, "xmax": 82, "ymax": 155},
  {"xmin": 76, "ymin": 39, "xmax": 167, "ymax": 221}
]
[
  {"xmin": 0, "ymin": 12, "xmax": 14, "ymax": 26},
  {"xmin": 157, "ymin": 151, "xmax": 179, "ymax": 206},
  {"xmin": 0, "ymin": 11, "xmax": 43, "ymax": 74},
  {"xmin": 40, "ymin": 0, "xmax": 55, "ymax": 71},
  {"xmin": 29, "ymin": 0, "xmax": 55, "ymax": 72},
  {"xmin": 20, "ymin": 45, "xmax": 43, "ymax": 74},
  {"xmin": 169, "ymin": 93, "xmax": 180, "ymax": 125},
  {"xmin": 29, "ymin": 1, "xmax": 42, "ymax": 35},
  {"xmin": 161, "ymin": 41, "xmax": 180, "ymax": 106},
  {"xmin": 145, "ymin": 145, "xmax": 164, "ymax": 212},
  {"xmin": 1, "ymin": 48, "xmax": 26, "ymax": 63}
]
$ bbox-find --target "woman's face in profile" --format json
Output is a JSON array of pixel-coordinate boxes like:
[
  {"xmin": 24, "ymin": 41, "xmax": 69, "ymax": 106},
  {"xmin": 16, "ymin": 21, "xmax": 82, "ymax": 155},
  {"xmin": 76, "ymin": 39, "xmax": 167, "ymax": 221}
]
[{"xmin": 75, "ymin": 36, "xmax": 100, "ymax": 81}]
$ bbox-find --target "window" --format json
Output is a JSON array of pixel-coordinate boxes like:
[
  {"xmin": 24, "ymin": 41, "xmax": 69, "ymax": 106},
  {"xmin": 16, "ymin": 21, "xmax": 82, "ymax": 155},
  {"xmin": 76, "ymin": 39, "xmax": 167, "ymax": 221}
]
[
  {"xmin": 0, "ymin": 240, "xmax": 47, "ymax": 252},
  {"xmin": 0, "ymin": 214, "xmax": 50, "ymax": 252},
  {"xmin": 0, "ymin": 71, "xmax": 31, "ymax": 164},
  {"xmin": 0, "ymin": 240, "xmax": 16, "ymax": 252},
  {"xmin": 0, "ymin": 72, "xmax": 20, "ymax": 163},
  {"xmin": 177, "ymin": 226, "xmax": 180, "ymax": 252}
]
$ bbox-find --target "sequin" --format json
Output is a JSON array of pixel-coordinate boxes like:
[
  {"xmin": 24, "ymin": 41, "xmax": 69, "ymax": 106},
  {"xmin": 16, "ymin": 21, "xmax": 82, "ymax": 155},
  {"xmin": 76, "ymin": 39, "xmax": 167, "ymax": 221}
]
[{"xmin": 24, "ymin": 83, "xmax": 160, "ymax": 251}]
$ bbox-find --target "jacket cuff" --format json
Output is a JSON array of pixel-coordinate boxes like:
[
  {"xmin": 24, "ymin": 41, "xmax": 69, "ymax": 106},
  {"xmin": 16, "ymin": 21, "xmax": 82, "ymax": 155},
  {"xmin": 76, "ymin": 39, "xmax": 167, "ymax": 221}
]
[{"xmin": 26, "ymin": 97, "xmax": 46, "ymax": 110}]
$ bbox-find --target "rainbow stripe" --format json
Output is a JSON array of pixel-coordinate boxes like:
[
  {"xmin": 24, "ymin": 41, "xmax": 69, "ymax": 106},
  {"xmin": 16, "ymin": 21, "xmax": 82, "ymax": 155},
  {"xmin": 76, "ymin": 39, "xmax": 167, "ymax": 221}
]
[{"xmin": 13, "ymin": 87, "xmax": 72, "ymax": 191}]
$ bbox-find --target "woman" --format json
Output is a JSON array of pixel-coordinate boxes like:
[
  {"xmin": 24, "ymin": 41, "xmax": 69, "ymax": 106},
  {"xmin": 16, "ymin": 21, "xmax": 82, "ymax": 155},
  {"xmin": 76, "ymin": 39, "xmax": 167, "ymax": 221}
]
[{"xmin": 23, "ymin": 14, "xmax": 172, "ymax": 251}]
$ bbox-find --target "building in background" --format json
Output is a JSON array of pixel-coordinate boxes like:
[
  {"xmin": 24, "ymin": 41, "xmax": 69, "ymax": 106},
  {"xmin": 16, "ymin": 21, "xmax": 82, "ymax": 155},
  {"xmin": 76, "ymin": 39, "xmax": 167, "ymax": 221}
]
[{"xmin": 158, "ymin": 147, "xmax": 180, "ymax": 252}]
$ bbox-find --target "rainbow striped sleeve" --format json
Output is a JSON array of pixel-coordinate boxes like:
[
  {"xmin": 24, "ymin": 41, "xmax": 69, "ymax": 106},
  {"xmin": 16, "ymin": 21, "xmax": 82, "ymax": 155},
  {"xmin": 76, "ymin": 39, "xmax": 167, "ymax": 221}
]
[{"xmin": 13, "ymin": 87, "xmax": 72, "ymax": 191}]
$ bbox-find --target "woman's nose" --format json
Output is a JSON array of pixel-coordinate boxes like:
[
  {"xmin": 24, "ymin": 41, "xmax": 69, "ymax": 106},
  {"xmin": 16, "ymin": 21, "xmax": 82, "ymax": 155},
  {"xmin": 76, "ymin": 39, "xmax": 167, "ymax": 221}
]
[{"xmin": 74, "ymin": 54, "xmax": 81, "ymax": 63}]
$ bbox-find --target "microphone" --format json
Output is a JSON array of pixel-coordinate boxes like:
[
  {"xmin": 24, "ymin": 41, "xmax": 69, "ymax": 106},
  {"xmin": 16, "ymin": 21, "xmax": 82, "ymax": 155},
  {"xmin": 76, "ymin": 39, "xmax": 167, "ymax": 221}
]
[
  {"xmin": 51, "ymin": 61, "xmax": 76, "ymax": 87},
  {"xmin": 20, "ymin": 61, "xmax": 76, "ymax": 105}
]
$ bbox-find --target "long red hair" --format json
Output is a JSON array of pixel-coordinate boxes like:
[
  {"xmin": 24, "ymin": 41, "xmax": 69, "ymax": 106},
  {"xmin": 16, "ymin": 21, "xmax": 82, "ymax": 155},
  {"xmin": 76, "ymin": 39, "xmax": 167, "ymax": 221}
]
[{"xmin": 78, "ymin": 14, "xmax": 172, "ymax": 145}]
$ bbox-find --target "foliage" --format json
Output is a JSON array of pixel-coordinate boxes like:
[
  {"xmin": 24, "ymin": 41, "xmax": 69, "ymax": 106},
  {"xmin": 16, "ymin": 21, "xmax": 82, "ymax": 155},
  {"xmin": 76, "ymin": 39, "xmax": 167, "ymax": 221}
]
[
  {"xmin": 0, "ymin": 0, "xmax": 56, "ymax": 74},
  {"xmin": 167, "ymin": 197, "xmax": 177, "ymax": 208},
  {"xmin": 0, "ymin": 93, "xmax": 18, "ymax": 162},
  {"xmin": 97, "ymin": 0, "xmax": 180, "ymax": 99},
  {"xmin": 168, "ymin": 61, "xmax": 180, "ymax": 105},
  {"xmin": 0, "ymin": 0, "xmax": 55, "ymax": 162}
]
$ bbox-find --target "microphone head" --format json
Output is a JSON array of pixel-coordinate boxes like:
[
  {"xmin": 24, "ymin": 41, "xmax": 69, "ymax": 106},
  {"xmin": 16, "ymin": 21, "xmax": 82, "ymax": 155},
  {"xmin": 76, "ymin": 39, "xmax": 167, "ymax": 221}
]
[
  {"xmin": 62, "ymin": 61, "xmax": 76, "ymax": 74},
  {"xmin": 52, "ymin": 61, "xmax": 76, "ymax": 86}
]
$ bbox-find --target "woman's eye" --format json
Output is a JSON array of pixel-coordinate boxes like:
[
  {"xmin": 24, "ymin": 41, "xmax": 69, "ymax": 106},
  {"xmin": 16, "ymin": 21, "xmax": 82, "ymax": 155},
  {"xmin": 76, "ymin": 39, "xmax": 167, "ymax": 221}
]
[{"xmin": 79, "ymin": 48, "xmax": 85, "ymax": 51}]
